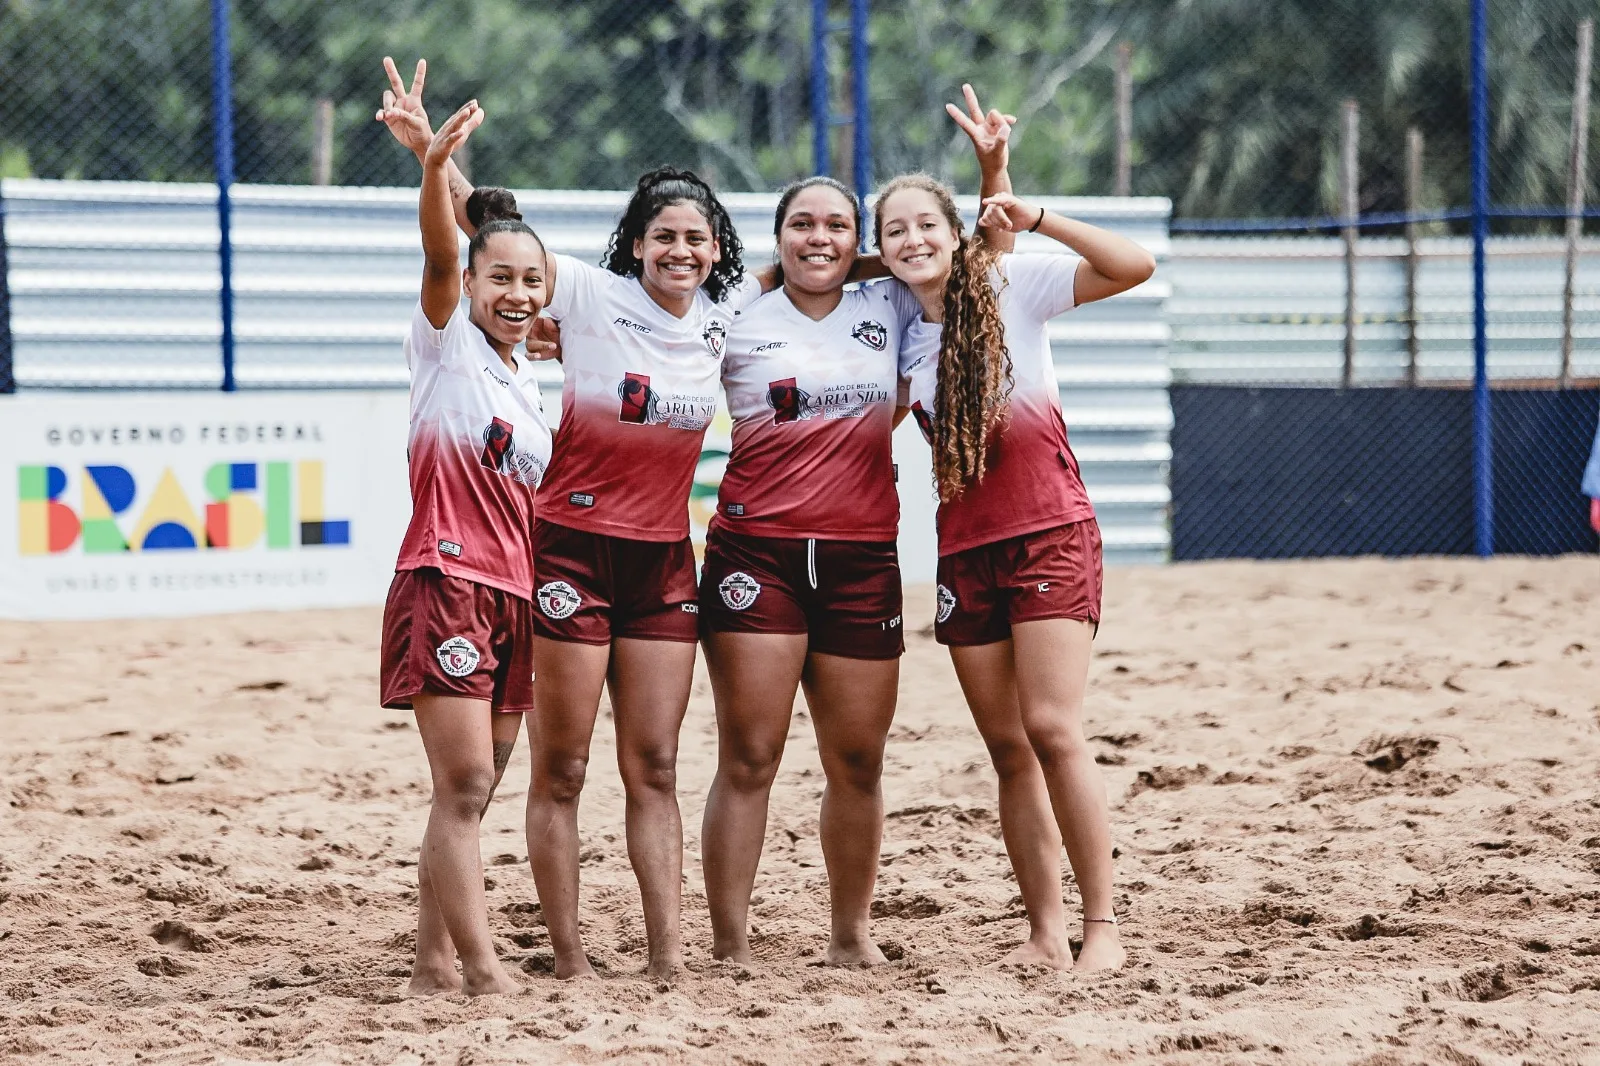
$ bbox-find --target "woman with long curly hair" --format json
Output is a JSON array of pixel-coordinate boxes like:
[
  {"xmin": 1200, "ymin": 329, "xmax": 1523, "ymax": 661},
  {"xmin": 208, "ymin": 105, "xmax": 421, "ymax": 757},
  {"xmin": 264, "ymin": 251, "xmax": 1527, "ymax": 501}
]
[{"xmin": 875, "ymin": 165, "xmax": 1155, "ymax": 972}]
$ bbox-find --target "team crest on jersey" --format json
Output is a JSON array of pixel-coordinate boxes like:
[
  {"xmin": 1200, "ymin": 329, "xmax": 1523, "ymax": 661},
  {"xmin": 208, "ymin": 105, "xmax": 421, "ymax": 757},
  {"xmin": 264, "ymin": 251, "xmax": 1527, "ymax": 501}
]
[
  {"xmin": 703, "ymin": 320, "xmax": 727, "ymax": 358},
  {"xmin": 617, "ymin": 372, "xmax": 660, "ymax": 424},
  {"xmin": 765, "ymin": 378, "xmax": 817, "ymax": 425},
  {"xmin": 718, "ymin": 572, "xmax": 761, "ymax": 611},
  {"xmin": 537, "ymin": 581, "xmax": 582, "ymax": 620},
  {"xmin": 851, "ymin": 319, "xmax": 888, "ymax": 352},
  {"xmin": 436, "ymin": 636, "xmax": 480, "ymax": 678},
  {"xmin": 935, "ymin": 584, "xmax": 956, "ymax": 624}
]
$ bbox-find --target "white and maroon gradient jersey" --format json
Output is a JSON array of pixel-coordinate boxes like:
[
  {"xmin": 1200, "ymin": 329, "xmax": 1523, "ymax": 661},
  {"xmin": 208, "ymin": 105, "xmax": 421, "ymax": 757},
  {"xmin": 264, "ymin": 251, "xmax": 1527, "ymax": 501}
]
[
  {"xmin": 538, "ymin": 254, "xmax": 759, "ymax": 541},
  {"xmin": 899, "ymin": 252, "xmax": 1095, "ymax": 556},
  {"xmin": 395, "ymin": 303, "xmax": 554, "ymax": 599},
  {"xmin": 714, "ymin": 283, "xmax": 905, "ymax": 540}
]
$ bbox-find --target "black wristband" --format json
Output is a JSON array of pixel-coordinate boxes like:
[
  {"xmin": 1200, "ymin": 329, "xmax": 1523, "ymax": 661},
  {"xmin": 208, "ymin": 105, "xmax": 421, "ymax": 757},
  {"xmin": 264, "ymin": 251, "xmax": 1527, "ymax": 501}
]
[{"xmin": 1028, "ymin": 206, "xmax": 1046, "ymax": 233}]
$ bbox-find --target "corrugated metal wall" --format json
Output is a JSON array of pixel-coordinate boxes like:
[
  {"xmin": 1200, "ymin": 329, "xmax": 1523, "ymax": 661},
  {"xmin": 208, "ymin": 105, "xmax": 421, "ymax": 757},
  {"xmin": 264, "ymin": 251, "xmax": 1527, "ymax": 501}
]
[
  {"xmin": 3, "ymin": 179, "xmax": 1174, "ymax": 565},
  {"xmin": 1167, "ymin": 235, "xmax": 1600, "ymax": 384}
]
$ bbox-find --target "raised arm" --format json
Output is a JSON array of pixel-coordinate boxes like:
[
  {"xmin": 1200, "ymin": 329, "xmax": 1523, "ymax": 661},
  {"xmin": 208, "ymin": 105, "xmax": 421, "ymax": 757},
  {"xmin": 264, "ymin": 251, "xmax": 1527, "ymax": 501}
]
[
  {"xmin": 946, "ymin": 84, "xmax": 1018, "ymax": 254},
  {"xmin": 979, "ymin": 191, "xmax": 1155, "ymax": 306},
  {"xmin": 377, "ymin": 57, "xmax": 478, "ymax": 236},
  {"xmin": 419, "ymin": 102, "xmax": 484, "ymax": 328}
]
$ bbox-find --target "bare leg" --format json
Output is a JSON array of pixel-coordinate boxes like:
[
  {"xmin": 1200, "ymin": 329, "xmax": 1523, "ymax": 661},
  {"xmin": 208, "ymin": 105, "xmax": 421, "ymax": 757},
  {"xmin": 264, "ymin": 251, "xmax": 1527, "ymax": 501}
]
[
  {"xmin": 526, "ymin": 637, "xmax": 608, "ymax": 979},
  {"xmin": 608, "ymin": 637, "xmax": 697, "ymax": 979},
  {"xmin": 411, "ymin": 694, "xmax": 519, "ymax": 996},
  {"xmin": 701, "ymin": 632, "xmax": 808, "ymax": 962},
  {"xmin": 949, "ymin": 641, "xmax": 1072, "ymax": 969},
  {"xmin": 1010, "ymin": 618, "xmax": 1123, "ymax": 971},
  {"xmin": 803, "ymin": 653, "xmax": 898, "ymax": 967},
  {"xmin": 410, "ymin": 712, "xmax": 521, "ymax": 995}
]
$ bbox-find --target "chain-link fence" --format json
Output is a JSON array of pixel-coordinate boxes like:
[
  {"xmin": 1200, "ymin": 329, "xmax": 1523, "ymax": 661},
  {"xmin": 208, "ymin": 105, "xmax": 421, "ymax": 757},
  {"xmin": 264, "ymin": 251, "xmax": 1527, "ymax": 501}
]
[{"xmin": 2, "ymin": 0, "xmax": 1598, "ymax": 556}]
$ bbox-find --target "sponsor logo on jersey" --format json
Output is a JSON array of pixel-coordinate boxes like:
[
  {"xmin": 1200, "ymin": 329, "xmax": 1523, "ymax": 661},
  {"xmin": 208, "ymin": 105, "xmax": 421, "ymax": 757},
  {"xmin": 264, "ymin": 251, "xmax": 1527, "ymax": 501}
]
[
  {"xmin": 681, "ymin": 602, "xmax": 700, "ymax": 614},
  {"xmin": 618, "ymin": 372, "xmax": 660, "ymax": 425},
  {"xmin": 910, "ymin": 401, "xmax": 935, "ymax": 445},
  {"xmin": 614, "ymin": 317, "xmax": 652, "ymax": 334},
  {"xmin": 703, "ymin": 320, "xmax": 727, "ymax": 358},
  {"xmin": 478, "ymin": 417, "xmax": 544, "ymax": 486},
  {"xmin": 718, "ymin": 571, "xmax": 761, "ymax": 611},
  {"xmin": 438, "ymin": 539, "xmax": 462, "ymax": 557},
  {"xmin": 537, "ymin": 581, "xmax": 582, "ymax": 620},
  {"xmin": 436, "ymin": 636, "xmax": 480, "ymax": 677},
  {"xmin": 935, "ymin": 584, "xmax": 956, "ymax": 624},
  {"xmin": 851, "ymin": 320, "xmax": 888, "ymax": 352},
  {"xmin": 765, "ymin": 378, "xmax": 817, "ymax": 425}
]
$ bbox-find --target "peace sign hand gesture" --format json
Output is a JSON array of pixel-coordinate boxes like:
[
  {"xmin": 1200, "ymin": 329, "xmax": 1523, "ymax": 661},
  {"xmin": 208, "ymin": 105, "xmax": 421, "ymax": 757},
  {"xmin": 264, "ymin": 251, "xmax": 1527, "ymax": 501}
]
[
  {"xmin": 424, "ymin": 101, "xmax": 483, "ymax": 169},
  {"xmin": 376, "ymin": 57, "xmax": 434, "ymax": 159},
  {"xmin": 945, "ymin": 83, "xmax": 1016, "ymax": 175}
]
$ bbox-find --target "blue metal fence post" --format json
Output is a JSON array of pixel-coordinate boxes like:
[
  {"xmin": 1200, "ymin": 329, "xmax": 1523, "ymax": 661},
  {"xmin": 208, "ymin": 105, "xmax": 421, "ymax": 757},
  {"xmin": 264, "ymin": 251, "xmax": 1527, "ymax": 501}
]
[
  {"xmin": 1470, "ymin": 0, "xmax": 1492, "ymax": 555},
  {"xmin": 811, "ymin": 0, "xmax": 831, "ymax": 177},
  {"xmin": 850, "ymin": 0, "xmax": 869, "ymax": 208},
  {"xmin": 0, "ymin": 181, "xmax": 13, "ymax": 394},
  {"xmin": 211, "ymin": 0, "xmax": 237, "ymax": 392}
]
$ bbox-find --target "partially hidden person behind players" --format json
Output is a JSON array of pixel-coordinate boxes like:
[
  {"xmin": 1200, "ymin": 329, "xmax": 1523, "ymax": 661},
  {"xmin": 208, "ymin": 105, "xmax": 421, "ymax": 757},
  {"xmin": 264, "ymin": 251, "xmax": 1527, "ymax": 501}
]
[
  {"xmin": 379, "ymin": 100, "xmax": 554, "ymax": 997},
  {"xmin": 875, "ymin": 165, "xmax": 1155, "ymax": 971},
  {"xmin": 697, "ymin": 86, "xmax": 1018, "ymax": 968}
]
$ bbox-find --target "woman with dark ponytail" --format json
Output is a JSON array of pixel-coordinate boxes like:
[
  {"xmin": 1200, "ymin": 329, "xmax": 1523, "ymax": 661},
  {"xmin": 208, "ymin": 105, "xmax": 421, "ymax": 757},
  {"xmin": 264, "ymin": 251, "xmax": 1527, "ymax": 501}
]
[
  {"xmin": 380, "ymin": 99, "xmax": 553, "ymax": 997},
  {"xmin": 875, "ymin": 120, "xmax": 1155, "ymax": 972}
]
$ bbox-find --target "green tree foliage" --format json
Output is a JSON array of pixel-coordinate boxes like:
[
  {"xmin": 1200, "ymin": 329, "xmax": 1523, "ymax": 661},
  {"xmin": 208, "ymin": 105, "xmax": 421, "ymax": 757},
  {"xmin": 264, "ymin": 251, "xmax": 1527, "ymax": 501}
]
[{"xmin": 0, "ymin": 0, "xmax": 1594, "ymax": 221}]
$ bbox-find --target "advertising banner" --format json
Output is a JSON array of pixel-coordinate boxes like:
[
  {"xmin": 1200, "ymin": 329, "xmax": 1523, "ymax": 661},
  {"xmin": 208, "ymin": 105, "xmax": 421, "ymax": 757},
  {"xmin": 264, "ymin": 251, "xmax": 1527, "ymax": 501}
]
[{"xmin": 0, "ymin": 392, "xmax": 412, "ymax": 619}]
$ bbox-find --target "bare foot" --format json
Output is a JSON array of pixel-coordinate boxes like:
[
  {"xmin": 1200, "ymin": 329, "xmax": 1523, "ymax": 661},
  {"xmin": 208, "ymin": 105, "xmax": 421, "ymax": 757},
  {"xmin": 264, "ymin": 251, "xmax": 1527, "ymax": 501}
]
[
  {"xmin": 825, "ymin": 937, "xmax": 889, "ymax": 968},
  {"xmin": 554, "ymin": 951, "xmax": 597, "ymax": 981},
  {"xmin": 406, "ymin": 966, "xmax": 462, "ymax": 997},
  {"xmin": 1072, "ymin": 924, "xmax": 1125, "ymax": 972},
  {"xmin": 461, "ymin": 965, "xmax": 522, "ymax": 997},
  {"xmin": 711, "ymin": 938, "xmax": 751, "ymax": 964},
  {"xmin": 646, "ymin": 953, "xmax": 685, "ymax": 982},
  {"xmin": 999, "ymin": 936, "xmax": 1073, "ymax": 971}
]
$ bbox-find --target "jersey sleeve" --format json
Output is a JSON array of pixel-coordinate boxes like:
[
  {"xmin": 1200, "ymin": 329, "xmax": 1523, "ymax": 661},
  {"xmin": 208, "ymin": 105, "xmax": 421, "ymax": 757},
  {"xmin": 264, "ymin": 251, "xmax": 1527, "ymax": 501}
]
[
  {"xmin": 998, "ymin": 252, "xmax": 1083, "ymax": 324},
  {"xmin": 405, "ymin": 301, "xmax": 449, "ymax": 372},
  {"xmin": 544, "ymin": 252, "xmax": 614, "ymax": 324}
]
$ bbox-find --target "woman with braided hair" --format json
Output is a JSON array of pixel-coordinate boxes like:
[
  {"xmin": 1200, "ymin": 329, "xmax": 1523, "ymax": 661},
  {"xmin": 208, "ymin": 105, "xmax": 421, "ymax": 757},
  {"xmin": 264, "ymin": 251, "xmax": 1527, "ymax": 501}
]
[{"xmin": 876, "ymin": 164, "xmax": 1155, "ymax": 971}]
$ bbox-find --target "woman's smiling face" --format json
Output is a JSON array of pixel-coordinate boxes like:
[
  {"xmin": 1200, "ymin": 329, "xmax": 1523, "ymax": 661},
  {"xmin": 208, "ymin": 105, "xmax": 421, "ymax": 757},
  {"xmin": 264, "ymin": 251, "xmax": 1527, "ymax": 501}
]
[{"xmin": 877, "ymin": 186, "xmax": 956, "ymax": 289}]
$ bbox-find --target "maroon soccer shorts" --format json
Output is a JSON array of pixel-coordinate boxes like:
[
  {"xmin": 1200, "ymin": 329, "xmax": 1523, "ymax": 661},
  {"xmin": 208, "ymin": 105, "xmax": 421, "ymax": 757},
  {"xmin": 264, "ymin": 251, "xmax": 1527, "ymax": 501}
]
[
  {"xmin": 530, "ymin": 520, "xmax": 700, "ymax": 644},
  {"xmin": 380, "ymin": 567, "xmax": 535, "ymax": 712},
  {"xmin": 698, "ymin": 525, "xmax": 904, "ymax": 660},
  {"xmin": 934, "ymin": 519, "xmax": 1103, "ymax": 646}
]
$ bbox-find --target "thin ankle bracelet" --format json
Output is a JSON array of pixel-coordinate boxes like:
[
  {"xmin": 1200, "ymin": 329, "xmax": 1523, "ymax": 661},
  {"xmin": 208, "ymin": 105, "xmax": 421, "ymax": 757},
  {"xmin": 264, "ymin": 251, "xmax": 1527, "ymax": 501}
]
[{"xmin": 1084, "ymin": 916, "xmax": 1118, "ymax": 925}]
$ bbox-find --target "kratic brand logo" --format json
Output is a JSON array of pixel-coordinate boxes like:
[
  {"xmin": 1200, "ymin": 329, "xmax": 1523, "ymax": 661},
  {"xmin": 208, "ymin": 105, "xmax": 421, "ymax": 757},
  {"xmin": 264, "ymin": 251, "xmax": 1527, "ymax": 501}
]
[
  {"xmin": 765, "ymin": 378, "xmax": 817, "ymax": 425},
  {"xmin": 436, "ymin": 636, "xmax": 480, "ymax": 678},
  {"xmin": 702, "ymin": 320, "xmax": 727, "ymax": 358},
  {"xmin": 479, "ymin": 417, "xmax": 544, "ymax": 486},
  {"xmin": 851, "ymin": 320, "xmax": 888, "ymax": 352},
  {"xmin": 751, "ymin": 341, "xmax": 788, "ymax": 354},
  {"xmin": 936, "ymin": 584, "xmax": 956, "ymax": 624},
  {"xmin": 614, "ymin": 317, "xmax": 652, "ymax": 334},
  {"xmin": 537, "ymin": 580, "xmax": 582, "ymax": 620},
  {"xmin": 18, "ymin": 461, "xmax": 350, "ymax": 555},
  {"xmin": 718, "ymin": 571, "xmax": 761, "ymax": 611}
]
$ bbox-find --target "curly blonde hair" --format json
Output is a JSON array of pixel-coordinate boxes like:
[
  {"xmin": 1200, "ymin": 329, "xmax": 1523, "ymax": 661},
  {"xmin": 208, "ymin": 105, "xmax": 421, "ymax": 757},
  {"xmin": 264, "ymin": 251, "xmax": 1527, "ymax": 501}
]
[{"xmin": 873, "ymin": 174, "xmax": 1010, "ymax": 502}]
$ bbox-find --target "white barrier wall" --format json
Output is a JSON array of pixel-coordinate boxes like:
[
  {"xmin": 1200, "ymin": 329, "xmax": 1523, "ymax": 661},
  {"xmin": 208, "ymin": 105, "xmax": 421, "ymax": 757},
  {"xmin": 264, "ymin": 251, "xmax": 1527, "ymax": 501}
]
[{"xmin": 0, "ymin": 392, "xmax": 940, "ymax": 620}]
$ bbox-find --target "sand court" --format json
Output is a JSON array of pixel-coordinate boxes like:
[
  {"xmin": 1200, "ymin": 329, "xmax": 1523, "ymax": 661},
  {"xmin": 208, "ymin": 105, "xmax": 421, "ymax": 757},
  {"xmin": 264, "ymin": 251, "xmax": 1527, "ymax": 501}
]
[{"xmin": 2, "ymin": 556, "xmax": 1597, "ymax": 1064}]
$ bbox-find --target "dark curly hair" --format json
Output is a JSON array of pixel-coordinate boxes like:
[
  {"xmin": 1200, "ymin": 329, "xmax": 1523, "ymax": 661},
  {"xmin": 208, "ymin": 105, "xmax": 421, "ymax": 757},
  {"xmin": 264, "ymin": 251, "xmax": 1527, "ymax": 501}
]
[
  {"xmin": 770, "ymin": 176, "xmax": 861, "ymax": 287},
  {"xmin": 601, "ymin": 166, "xmax": 744, "ymax": 302},
  {"xmin": 464, "ymin": 186, "xmax": 545, "ymax": 271}
]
